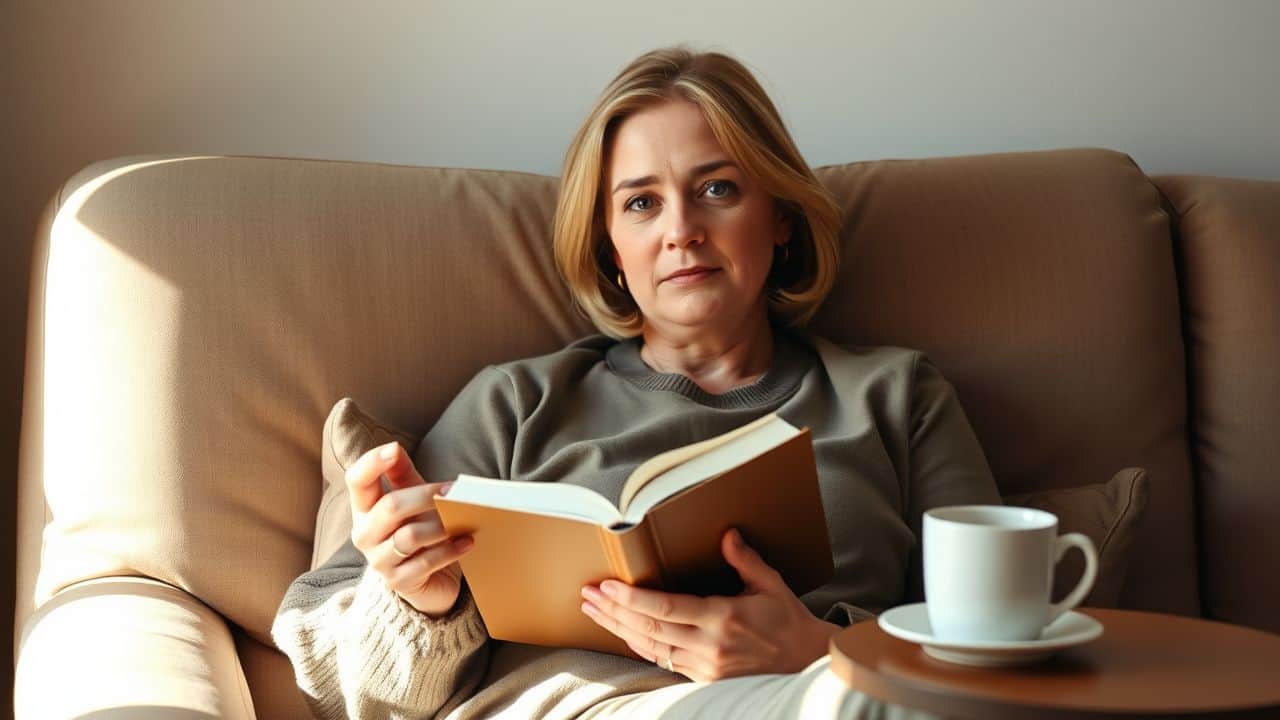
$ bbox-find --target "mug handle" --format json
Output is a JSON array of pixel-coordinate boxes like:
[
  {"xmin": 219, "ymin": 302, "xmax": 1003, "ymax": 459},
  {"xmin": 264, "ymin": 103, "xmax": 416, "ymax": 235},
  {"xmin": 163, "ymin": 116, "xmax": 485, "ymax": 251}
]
[{"xmin": 1047, "ymin": 532, "xmax": 1099, "ymax": 624}]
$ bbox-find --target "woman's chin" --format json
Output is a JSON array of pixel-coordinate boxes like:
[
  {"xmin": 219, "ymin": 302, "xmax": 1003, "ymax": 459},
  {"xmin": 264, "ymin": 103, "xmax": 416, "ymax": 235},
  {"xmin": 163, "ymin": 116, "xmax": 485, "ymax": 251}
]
[{"xmin": 649, "ymin": 298, "xmax": 735, "ymax": 331}]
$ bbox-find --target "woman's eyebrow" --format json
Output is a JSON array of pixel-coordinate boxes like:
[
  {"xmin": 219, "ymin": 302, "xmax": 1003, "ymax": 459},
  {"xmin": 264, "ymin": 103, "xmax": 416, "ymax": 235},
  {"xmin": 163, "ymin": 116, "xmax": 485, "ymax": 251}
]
[{"xmin": 610, "ymin": 159, "xmax": 738, "ymax": 196}]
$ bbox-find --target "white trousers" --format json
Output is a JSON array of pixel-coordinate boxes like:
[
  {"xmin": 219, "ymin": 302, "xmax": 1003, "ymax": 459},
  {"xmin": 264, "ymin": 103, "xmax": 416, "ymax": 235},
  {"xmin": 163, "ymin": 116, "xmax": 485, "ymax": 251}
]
[{"xmin": 576, "ymin": 656, "xmax": 948, "ymax": 720}]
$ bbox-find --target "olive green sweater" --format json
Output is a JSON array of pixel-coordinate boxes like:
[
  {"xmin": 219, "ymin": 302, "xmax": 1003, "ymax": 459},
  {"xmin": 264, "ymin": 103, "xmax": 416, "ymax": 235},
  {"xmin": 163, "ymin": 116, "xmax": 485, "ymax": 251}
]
[{"xmin": 272, "ymin": 331, "xmax": 1000, "ymax": 719}]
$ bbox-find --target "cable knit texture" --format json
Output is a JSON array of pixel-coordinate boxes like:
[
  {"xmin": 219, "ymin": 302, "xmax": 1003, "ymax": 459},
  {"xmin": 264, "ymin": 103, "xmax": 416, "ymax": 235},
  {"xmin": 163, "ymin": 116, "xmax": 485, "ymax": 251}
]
[{"xmin": 272, "ymin": 540, "xmax": 490, "ymax": 719}]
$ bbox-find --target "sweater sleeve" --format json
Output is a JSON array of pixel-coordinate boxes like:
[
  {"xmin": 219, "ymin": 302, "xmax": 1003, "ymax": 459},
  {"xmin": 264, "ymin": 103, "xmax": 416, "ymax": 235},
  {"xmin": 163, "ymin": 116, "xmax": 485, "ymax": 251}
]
[
  {"xmin": 901, "ymin": 354, "xmax": 1004, "ymax": 603},
  {"xmin": 271, "ymin": 539, "xmax": 489, "ymax": 720},
  {"xmin": 273, "ymin": 366, "xmax": 524, "ymax": 719}
]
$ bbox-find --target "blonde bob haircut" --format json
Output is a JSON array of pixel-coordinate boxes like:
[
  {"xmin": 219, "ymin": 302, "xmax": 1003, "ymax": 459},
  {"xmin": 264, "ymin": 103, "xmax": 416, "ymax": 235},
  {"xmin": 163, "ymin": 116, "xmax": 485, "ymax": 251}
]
[{"xmin": 553, "ymin": 45, "xmax": 842, "ymax": 339}]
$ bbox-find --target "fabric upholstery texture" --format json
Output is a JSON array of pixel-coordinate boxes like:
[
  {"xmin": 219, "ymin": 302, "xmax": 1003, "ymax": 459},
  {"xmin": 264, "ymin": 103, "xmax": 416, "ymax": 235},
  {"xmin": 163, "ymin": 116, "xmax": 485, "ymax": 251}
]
[
  {"xmin": 1154, "ymin": 174, "xmax": 1280, "ymax": 633},
  {"xmin": 16, "ymin": 156, "xmax": 594, "ymax": 715},
  {"xmin": 1004, "ymin": 467, "xmax": 1150, "ymax": 608},
  {"xmin": 231, "ymin": 625, "xmax": 316, "ymax": 720},
  {"xmin": 810, "ymin": 150, "xmax": 1195, "ymax": 615},
  {"xmin": 21, "ymin": 156, "xmax": 593, "ymax": 651},
  {"xmin": 13, "ymin": 577, "xmax": 257, "ymax": 719}
]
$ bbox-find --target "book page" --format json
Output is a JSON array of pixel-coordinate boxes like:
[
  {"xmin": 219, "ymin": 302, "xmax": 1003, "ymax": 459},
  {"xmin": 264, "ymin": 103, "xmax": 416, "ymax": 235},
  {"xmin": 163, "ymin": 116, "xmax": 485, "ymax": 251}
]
[
  {"xmin": 445, "ymin": 474, "xmax": 622, "ymax": 525},
  {"xmin": 620, "ymin": 415, "xmax": 801, "ymax": 524},
  {"xmin": 617, "ymin": 412, "xmax": 786, "ymax": 512}
]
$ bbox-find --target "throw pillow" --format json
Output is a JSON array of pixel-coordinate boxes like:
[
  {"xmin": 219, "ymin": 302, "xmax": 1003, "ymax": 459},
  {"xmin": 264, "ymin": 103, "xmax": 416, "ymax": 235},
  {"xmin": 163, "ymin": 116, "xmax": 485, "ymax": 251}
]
[
  {"xmin": 1003, "ymin": 467, "xmax": 1150, "ymax": 608},
  {"xmin": 312, "ymin": 397, "xmax": 419, "ymax": 570}
]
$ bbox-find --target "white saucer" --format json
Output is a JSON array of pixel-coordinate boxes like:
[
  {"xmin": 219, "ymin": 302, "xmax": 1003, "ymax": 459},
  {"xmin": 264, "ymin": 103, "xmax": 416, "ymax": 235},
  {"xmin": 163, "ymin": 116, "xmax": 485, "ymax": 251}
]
[{"xmin": 877, "ymin": 603, "xmax": 1103, "ymax": 667}]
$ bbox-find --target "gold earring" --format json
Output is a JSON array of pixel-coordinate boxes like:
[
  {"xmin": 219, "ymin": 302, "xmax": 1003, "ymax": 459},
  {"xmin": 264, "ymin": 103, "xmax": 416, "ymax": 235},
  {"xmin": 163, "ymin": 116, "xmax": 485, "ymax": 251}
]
[{"xmin": 616, "ymin": 271, "xmax": 627, "ymax": 292}]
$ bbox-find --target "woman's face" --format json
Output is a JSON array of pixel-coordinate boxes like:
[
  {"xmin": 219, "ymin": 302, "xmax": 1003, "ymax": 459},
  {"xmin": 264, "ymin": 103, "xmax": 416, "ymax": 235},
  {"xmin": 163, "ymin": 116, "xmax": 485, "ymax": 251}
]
[{"xmin": 603, "ymin": 99, "xmax": 788, "ymax": 337}]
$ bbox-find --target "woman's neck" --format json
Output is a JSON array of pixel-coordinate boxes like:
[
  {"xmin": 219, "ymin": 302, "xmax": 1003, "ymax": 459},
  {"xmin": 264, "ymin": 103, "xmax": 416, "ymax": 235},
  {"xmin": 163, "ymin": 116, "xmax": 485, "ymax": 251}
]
[{"xmin": 639, "ymin": 312, "xmax": 775, "ymax": 395}]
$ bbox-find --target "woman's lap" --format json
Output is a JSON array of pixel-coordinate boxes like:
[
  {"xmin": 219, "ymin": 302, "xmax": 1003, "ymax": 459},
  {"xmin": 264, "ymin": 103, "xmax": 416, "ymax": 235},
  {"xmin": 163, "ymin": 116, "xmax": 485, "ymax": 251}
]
[{"xmin": 576, "ymin": 656, "xmax": 946, "ymax": 720}]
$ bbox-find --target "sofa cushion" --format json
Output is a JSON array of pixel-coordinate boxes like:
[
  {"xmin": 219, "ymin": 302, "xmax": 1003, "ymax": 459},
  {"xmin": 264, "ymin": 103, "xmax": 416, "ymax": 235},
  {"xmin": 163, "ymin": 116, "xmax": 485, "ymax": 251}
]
[
  {"xmin": 1153, "ymin": 175, "xmax": 1280, "ymax": 634},
  {"xmin": 25, "ymin": 156, "xmax": 595, "ymax": 649},
  {"xmin": 811, "ymin": 148, "xmax": 1197, "ymax": 616},
  {"xmin": 1004, "ymin": 467, "xmax": 1149, "ymax": 608}
]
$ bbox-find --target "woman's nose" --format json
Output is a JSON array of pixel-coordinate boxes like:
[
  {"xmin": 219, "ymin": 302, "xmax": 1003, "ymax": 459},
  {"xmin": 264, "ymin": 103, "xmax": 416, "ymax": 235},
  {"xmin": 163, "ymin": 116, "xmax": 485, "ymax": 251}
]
[{"xmin": 663, "ymin": 199, "xmax": 704, "ymax": 248}]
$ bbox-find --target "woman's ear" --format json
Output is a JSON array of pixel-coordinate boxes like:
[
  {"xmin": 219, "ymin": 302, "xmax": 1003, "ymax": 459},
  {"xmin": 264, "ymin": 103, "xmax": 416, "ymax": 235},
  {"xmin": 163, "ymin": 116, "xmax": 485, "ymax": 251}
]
[
  {"xmin": 612, "ymin": 246, "xmax": 623, "ymax": 272},
  {"xmin": 774, "ymin": 204, "xmax": 792, "ymax": 246}
]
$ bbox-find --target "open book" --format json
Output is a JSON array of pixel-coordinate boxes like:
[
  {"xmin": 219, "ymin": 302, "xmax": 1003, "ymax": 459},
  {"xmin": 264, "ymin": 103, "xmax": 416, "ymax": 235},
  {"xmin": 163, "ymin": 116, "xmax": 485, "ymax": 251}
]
[{"xmin": 434, "ymin": 413, "xmax": 834, "ymax": 656}]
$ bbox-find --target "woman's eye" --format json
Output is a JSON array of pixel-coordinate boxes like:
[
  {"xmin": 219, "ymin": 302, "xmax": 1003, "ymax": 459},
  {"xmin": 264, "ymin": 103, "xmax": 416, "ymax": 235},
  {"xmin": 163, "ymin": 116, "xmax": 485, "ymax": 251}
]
[
  {"xmin": 625, "ymin": 195, "xmax": 654, "ymax": 213},
  {"xmin": 703, "ymin": 180, "xmax": 737, "ymax": 199}
]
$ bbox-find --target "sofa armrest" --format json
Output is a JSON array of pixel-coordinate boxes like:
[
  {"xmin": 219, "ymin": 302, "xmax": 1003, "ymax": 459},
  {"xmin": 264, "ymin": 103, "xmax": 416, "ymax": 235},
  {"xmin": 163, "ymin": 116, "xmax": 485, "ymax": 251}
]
[{"xmin": 15, "ymin": 576, "xmax": 256, "ymax": 719}]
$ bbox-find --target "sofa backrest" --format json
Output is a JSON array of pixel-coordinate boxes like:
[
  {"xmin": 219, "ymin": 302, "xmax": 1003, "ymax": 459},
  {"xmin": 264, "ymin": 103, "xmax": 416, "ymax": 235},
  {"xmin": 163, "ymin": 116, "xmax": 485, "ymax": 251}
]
[
  {"xmin": 811, "ymin": 149, "xmax": 1198, "ymax": 617},
  {"xmin": 16, "ymin": 149, "xmax": 1202, "ymax": 662},
  {"xmin": 16, "ymin": 155, "xmax": 597, "ymax": 653},
  {"xmin": 1154, "ymin": 174, "xmax": 1280, "ymax": 634}
]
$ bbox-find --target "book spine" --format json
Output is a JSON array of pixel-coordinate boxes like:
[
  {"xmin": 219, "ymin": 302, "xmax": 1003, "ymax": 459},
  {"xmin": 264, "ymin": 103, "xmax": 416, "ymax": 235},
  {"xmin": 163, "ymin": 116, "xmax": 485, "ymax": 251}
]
[
  {"xmin": 645, "ymin": 522, "xmax": 671, "ymax": 590},
  {"xmin": 601, "ymin": 523, "xmax": 665, "ymax": 588}
]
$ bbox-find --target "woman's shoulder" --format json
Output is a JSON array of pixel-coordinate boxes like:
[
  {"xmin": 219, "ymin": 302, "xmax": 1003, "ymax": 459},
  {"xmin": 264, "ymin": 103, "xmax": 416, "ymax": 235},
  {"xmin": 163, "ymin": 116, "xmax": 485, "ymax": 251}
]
[
  {"xmin": 487, "ymin": 333, "xmax": 617, "ymax": 383},
  {"xmin": 794, "ymin": 330, "xmax": 927, "ymax": 378},
  {"xmin": 794, "ymin": 332, "xmax": 958, "ymax": 416},
  {"xmin": 436, "ymin": 334, "xmax": 618, "ymax": 424}
]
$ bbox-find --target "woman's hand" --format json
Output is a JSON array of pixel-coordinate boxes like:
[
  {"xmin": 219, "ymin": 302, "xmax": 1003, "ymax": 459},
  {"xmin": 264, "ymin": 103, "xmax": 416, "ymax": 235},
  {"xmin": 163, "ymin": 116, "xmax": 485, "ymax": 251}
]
[
  {"xmin": 580, "ymin": 528, "xmax": 841, "ymax": 681},
  {"xmin": 347, "ymin": 441, "xmax": 474, "ymax": 618}
]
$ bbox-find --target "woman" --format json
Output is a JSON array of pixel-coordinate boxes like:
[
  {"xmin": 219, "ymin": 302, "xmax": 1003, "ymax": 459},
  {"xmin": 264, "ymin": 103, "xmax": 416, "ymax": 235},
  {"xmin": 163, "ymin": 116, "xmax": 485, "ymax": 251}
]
[{"xmin": 273, "ymin": 46, "xmax": 999, "ymax": 719}]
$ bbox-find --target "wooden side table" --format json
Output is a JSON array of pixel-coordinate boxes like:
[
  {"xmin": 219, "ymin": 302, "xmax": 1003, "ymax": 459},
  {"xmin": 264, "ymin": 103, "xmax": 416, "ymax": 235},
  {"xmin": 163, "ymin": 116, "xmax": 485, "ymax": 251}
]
[{"xmin": 829, "ymin": 608, "xmax": 1280, "ymax": 719}]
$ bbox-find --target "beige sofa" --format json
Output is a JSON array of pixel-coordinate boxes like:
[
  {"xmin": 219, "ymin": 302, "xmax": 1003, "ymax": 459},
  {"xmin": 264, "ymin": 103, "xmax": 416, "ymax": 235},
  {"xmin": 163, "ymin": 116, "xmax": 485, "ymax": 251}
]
[{"xmin": 12, "ymin": 148, "xmax": 1279, "ymax": 718}]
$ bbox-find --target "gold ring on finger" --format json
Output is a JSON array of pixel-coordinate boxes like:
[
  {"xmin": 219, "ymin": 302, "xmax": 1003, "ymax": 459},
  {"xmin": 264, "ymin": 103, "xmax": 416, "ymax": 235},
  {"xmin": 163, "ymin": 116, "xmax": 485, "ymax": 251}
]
[{"xmin": 390, "ymin": 536, "xmax": 413, "ymax": 559}]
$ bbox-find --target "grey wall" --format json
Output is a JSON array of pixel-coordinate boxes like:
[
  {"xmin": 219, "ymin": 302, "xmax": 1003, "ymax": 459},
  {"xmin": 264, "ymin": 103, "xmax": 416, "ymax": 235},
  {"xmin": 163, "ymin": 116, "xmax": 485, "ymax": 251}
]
[{"xmin": 3, "ymin": 0, "xmax": 1278, "ymax": 710}]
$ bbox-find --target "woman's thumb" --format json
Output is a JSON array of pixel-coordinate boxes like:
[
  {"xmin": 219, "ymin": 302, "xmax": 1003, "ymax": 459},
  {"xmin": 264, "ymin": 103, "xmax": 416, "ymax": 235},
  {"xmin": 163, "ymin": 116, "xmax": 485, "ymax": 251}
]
[{"xmin": 722, "ymin": 528, "xmax": 784, "ymax": 592}]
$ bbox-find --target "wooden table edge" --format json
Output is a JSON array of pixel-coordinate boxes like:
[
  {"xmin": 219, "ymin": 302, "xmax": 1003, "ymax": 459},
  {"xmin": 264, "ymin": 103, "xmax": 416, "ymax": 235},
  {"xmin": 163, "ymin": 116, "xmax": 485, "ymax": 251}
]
[{"xmin": 828, "ymin": 610, "xmax": 1280, "ymax": 720}]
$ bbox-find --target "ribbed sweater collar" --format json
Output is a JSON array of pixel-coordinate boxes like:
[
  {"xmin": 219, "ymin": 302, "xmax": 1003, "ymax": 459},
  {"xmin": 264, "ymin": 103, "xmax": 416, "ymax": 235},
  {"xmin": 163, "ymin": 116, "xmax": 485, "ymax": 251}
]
[{"xmin": 604, "ymin": 328, "xmax": 813, "ymax": 409}]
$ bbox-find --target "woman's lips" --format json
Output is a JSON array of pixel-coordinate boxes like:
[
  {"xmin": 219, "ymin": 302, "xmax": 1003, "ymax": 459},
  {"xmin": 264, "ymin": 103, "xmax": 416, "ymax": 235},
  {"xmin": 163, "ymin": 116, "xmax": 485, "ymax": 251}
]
[{"xmin": 663, "ymin": 268, "xmax": 720, "ymax": 285}]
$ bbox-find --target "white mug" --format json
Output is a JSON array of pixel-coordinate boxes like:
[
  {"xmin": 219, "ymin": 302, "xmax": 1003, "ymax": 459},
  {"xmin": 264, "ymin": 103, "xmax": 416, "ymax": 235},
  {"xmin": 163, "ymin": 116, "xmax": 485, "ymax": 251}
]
[{"xmin": 923, "ymin": 505, "xmax": 1098, "ymax": 642}]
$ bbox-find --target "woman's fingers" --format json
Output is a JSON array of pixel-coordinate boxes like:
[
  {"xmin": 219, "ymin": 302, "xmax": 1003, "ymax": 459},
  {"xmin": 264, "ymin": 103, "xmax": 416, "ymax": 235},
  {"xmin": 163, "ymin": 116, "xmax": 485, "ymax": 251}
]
[
  {"xmin": 593, "ymin": 580, "xmax": 715, "ymax": 625},
  {"xmin": 346, "ymin": 442, "xmax": 419, "ymax": 515},
  {"xmin": 383, "ymin": 535, "xmax": 475, "ymax": 593},
  {"xmin": 375, "ymin": 510, "xmax": 447, "ymax": 567},
  {"xmin": 351, "ymin": 479, "xmax": 452, "ymax": 550},
  {"xmin": 346, "ymin": 445, "xmax": 389, "ymax": 516},
  {"xmin": 379, "ymin": 442, "xmax": 426, "ymax": 491},
  {"xmin": 580, "ymin": 586, "xmax": 702, "ymax": 658},
  {"xmin": 340, "ymin": 442, "xmax": 471, "ymax": 617},
  {"xmin": 347, "ymin": 442, "xmax": 461, "ymax": 557}
]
